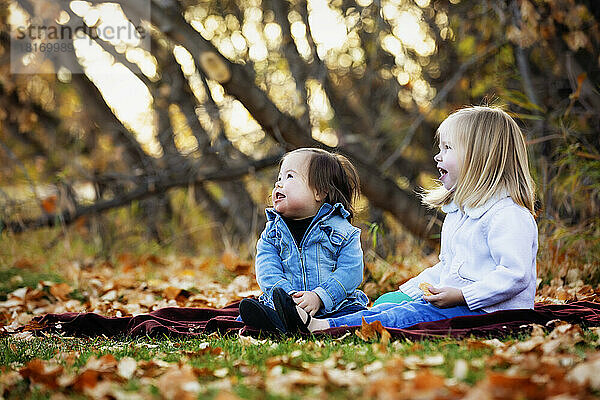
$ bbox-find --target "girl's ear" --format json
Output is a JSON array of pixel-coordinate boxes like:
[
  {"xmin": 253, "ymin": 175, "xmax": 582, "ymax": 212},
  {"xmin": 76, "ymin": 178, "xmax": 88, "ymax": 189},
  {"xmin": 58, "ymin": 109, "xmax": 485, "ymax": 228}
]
[{"xmin": 313, "ymin": 189, "xmax": 325, "ymax": 203}]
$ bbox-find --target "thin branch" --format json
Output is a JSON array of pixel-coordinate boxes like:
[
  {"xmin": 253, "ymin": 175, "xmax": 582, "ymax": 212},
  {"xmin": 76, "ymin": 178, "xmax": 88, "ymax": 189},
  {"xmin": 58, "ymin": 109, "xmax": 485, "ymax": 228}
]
[
  {"xmin": 0, "ymin": 137, "xmax": 45, "ymax": 212},
  {"xmin": 2, "ymin": 154, "xmax": 282, "ymax": 234},
  {"xmin": 124, "ymin": 0, "xmax": 436, "ymax": 239},
  {"xmin": 381, "ymin": 42, "xmax": 504, "ymax": 172},
  {"xmin": 510, "ymin": 0, "xmax": 543, "ymax": 139},
  {"xmin": 269, "ymin": 0, "xmax": 310, "ymax": 129}
]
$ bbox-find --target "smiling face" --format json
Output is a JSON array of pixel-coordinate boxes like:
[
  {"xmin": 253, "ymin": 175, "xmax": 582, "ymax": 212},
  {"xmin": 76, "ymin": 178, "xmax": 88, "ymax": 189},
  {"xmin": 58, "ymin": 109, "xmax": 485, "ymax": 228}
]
[
  {"xmin": 272, "ymin": 151, "xmax": 324, "ymax": 219},
  {"xmin": 434, "ymin": 129, "xmax": 462, "ymax": 191}
]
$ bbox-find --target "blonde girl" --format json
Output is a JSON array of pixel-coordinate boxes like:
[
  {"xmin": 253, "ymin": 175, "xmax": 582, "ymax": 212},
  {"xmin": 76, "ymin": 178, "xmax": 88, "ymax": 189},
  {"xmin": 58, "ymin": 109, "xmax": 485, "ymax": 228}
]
[{"xmin": 271, "ymin": 106, "xmax": 538, "ymax": 333}]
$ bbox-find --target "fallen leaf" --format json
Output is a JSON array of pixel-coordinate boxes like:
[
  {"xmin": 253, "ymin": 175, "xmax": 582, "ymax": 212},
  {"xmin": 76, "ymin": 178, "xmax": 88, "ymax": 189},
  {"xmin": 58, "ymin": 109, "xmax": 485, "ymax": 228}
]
[
  {"xmin": 41, "ymin": 195, "xmax": 57, "ymax": 213},
  {"xmin": 566, "ymin": 352, "xmax": 600, "ymax": 390},
  {"xmin": 19, "ymin": 359, "xmax": 63, "ymax": 389},
  {"xmin": 72, "ymin": 370, "xmax": 100, "ymax": 391},
  {"xmin": 117, "ymin": 357, "xmax": 137, "ymax": 379},
  {"xmin": 164, "ymin": 286, "xmax": 183, "ymax": 301},
  {"xmin": 183, "ymin": 346, "xmax": 222, "ymax": 357},
  {"xmin": 413, "ymin": 369, "xmax": 445, "ymax": 390},
  {"xmin": 356, "ymin": 318, "xmax": 391, "ymax": 345},
  {"xmin": 14, "ymin": 258, "xmax": 34, "ymax": 269},
  {"xmin": 266, "ymin": 366, "xmax": 325, "ymax": 396},
  {"xmin": 50, "ymin": 283, "xmax": 72, "ymax": 301},
  {"xmin": 486, "ymin": 372, "xmax": 542, "ymax": 399},
  {"xmin": 419, "ymin": 282, "xmax": 433, "ymax": 296},
  {"xmin": 137, "ymin": 359, "xmax": 170, "ymax": 378},
  {"xmin": 156, "ymin": 365, "xmax": 201, "ymax": 400},
  {"xmin": 214, "ymin": 391, "xmax": 244, "ymax": 400},
  {"xmin": 221, "ymin": 251, "xmax": 252, "ymax": 274}
]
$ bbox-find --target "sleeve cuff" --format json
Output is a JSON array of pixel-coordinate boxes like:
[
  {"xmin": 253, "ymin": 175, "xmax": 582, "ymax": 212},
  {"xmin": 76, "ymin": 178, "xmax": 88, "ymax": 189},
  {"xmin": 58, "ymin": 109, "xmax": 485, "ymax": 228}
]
[
  {"xmin": 398, "ymin": 281, "xmax": 423, "ymax": 301},
  {"xmin": 312, "ymin": 287, "xmax": 334, "ymax": 312},
  {"xmin": 460, "ymin": 284, "xmax": 486, "ymax": 310},
  {"xmin": 271, "ymin": 279, "xmax": 294, "ymax": 296}
]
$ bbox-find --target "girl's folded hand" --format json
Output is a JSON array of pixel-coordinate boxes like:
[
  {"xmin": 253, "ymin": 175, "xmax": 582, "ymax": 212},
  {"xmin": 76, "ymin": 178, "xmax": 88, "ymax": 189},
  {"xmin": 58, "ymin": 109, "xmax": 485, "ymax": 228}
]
[
  {"xmin": 292, "ymin": 291, "xmax": 323, "ymax": 316},
  {"xmin": 423, "ymin": 286, "xmax": 466, "ymax": 308}
]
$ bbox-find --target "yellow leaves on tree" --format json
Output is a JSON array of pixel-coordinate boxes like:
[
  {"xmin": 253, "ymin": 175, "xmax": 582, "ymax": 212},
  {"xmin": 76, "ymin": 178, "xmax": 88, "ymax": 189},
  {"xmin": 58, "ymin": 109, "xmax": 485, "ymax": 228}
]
[{"xmin": 41, "ymin": 195, "xmax": 57, "ymax": 214}]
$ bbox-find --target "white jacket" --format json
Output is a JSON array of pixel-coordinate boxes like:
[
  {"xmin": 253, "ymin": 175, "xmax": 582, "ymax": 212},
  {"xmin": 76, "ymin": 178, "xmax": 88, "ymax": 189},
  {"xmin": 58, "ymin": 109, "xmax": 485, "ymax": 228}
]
[{"xmin": 400, "ymin": 194, "xmax": 538, "ymax": 313}]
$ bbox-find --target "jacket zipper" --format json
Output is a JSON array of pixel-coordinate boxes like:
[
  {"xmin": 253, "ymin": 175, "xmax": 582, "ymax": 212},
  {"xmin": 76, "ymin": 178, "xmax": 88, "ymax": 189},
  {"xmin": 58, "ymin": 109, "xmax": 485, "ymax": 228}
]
[{"xmin": 280, "ymin": 209, "xmax": 331, "ymax": 291}]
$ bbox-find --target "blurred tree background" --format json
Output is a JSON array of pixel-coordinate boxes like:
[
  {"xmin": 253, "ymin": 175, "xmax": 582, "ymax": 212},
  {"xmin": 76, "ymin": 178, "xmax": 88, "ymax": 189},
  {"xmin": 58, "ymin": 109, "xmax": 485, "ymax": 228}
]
[{"xmin": 0, "ymin": 0, "xmax": 599, "ymax": 287}]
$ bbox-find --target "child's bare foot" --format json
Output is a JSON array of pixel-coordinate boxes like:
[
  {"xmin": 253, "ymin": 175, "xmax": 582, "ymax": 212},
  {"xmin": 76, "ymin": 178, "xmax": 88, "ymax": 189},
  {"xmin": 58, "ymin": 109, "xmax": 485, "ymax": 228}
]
[
  {"xmin": 295, "ymin": 305, "xmax": 330, "ymax": 332},
  {"xmin": 273, "ymin": 287, "xmax": 330, "ymax": 333}
]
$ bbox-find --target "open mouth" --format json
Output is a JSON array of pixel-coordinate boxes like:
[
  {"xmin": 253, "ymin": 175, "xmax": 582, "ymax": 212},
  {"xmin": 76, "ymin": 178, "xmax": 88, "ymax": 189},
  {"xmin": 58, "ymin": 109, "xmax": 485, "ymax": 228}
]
[
  {"xmin": 438, "ymin": 167, "xmax": 448, "ymax": 179},
  {"xmin": 274, "ymin": 192, "xmax": 286, "ymax": 200}
]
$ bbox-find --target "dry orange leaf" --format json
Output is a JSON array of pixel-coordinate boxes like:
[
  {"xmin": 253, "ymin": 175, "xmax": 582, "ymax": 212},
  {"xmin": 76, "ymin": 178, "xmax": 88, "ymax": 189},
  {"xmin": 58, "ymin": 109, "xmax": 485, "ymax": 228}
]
[
  {"xmin": 137, "ymin": 360, "xmax": 169, "ymax": 378},
  {"xmin": 137, "ymin": 254, "xmax": 166, "ymax": 266},
  {"xmin": 214, "ymin": 392, "xmax": 244, "ymax": 400},
  {"xmin": 49, "ymin": 283, "xmax": 72, "ymax": 301},
  {"xmin": 419, "ymin": 282, "xmax": 433, "ymax": 296},
  {"xmin": 13, "ymin": 258, "xmax": 34, "ymax": 269},
  {"xmin": 41, "ymin": 195, "xmax": 57, "ymax": 213},
  {"xmin": 413, "ymin": 369, "xmax": 445, "ymax": 391},
  {"xmin": 555, "ymin": 287, "xmax": 569, "ymax": 301},
  {"xmin": 221, "ymin": 251, "xmax": 252, "ymax": 274},
  {"xmin": 87, "ymin": 354, "xmax": 118, "ymax": 371},
  {"xmin": 164, "ymin": 286, "xmax": 182, "ymax": 301},
  {"xmin": 74, "ymin": 216, "xmax": 88, "ymax": 233},
  {"xmin": 72, "ymin": 370, "xmax": 101, "ymax": 391},
  {"xmin": 19, "ymin": 359, "xmax": 63, "ymax": 390},
  {"xmin": 486, "ymin": 372, "xmax": 541, "ymax": 399},
  {"xmin": 183, "ymin": 346, "xmax": 222, "ymax": 358},
  {"xmin": 355, "ymin": 318, "xmax": 391, "ymax": 345}
]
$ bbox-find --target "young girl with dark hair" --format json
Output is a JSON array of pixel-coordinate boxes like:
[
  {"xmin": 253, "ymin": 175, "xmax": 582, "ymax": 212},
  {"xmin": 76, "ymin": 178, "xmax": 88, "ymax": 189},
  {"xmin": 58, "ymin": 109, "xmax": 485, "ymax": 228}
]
[{"xmin": 239, "ymin": 148, "xmax": 369, "ymax": 333}]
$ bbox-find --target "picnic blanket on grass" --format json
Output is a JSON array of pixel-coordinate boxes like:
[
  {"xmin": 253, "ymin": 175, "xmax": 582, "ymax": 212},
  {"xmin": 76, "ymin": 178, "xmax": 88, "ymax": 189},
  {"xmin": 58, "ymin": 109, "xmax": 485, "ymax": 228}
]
[{"xmin": 24, "ymin": 301, "xmax": 600, "ymax": 340}]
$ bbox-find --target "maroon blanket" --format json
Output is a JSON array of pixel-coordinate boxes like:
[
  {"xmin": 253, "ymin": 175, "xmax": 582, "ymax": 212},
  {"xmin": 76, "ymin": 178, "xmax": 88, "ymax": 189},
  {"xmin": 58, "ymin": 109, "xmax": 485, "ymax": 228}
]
[{"xmin": 25, "ymin": 301, "xmax": 600, "ymax": 340}]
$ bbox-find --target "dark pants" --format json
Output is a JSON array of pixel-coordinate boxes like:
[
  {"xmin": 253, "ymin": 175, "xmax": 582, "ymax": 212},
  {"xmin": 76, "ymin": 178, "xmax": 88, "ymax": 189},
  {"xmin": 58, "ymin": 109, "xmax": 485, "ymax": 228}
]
[{"xmin": 238, "ymin": 301, "xmax": 367, "ymax": 332}]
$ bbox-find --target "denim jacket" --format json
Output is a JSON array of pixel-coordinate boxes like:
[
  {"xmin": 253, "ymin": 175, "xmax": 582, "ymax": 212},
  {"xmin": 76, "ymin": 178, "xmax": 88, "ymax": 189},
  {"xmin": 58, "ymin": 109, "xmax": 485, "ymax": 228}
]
[{"xmin": 255, "ymin": 203, "xmax": 369, "ymax": 317}]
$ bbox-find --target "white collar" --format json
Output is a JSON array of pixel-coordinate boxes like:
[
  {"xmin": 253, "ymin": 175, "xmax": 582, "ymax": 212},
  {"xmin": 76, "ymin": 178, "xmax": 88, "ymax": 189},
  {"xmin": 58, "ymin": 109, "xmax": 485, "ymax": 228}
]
[{"xmin": 442, "ymin": 191, "xmax": 511, "ymax": 219}]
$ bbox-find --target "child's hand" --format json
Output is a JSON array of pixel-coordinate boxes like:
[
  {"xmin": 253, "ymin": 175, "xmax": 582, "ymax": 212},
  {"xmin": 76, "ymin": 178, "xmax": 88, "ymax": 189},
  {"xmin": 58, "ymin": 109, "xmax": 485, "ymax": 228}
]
[
  {"xmin": 423, "ymin": 287, "xmax": 466, "ymax": 308},
  {"xmin": 292, "ymin": 291, "xmax": 323, "ymax": 316}
]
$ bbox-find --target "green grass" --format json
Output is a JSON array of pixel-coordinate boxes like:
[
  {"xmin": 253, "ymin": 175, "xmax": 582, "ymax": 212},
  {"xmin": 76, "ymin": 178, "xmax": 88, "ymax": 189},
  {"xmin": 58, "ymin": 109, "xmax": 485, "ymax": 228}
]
[
  {"xmin": 0, "ymin": 267, "xmax": 64, "ymax": 301},
  {"xmin": 2, "ymin": 330, "xmax": 598, "ymax": 400},
  {"xmin": 0, "ymin": 334, "xmax": 488, "ymax": 399},
  {"xmin": 1, "ymin": 188, "xmax": 599, "ymax": 399}
]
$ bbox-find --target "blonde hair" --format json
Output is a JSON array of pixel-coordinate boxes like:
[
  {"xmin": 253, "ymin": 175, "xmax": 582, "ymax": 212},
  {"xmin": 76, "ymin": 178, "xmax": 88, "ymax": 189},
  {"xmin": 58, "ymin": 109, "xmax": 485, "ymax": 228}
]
[{"xmin": 422, "ymin": 106, "xmax": 536, "ymax": 214}]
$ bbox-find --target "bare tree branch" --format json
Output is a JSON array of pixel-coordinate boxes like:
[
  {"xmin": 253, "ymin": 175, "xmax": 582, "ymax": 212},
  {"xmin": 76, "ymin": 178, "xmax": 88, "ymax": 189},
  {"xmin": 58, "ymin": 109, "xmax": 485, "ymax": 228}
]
[
  {"xmin": 158, "ymin": 36, "xmax": 264, "ymax": 238},
  {"xmin": 0, "ymin": 137, "xmax": 46, "ymax": 213},
  {"xmin": 143, "ymin": 0, "xmax": 436, "ymax": 239},
  {"xmin": 269, "ymin": 0, "xmax": 310, "ymax": 129},
  {"xmin": 1, "ymin": 154, "xmax": 281, "ymax": 234},
  {"xmin": 381, "ymin": 42, "xmax": 504, "ymax": 172}
]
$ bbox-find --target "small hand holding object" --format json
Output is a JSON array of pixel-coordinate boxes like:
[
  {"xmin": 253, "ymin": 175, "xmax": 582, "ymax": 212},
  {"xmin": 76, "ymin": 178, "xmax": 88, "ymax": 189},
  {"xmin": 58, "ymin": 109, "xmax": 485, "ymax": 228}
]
[
  {"xmin": 292, "ymin": 291, "xmax": 323, "ymax": 316},
  {"xmin": 420, "ymin": 283, "xmax": 465, "ymax": 308}
]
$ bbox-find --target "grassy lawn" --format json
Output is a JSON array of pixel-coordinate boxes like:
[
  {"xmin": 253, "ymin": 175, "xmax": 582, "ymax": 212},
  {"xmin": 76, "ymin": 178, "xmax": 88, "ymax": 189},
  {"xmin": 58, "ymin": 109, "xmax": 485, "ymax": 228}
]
[
  {"xmin": 1, "ymin": 238, "xmax": 600, "ymax": 399},
  {"xmin": 1, "ymin": 327, "xmax": 599, "ymax": 399}
]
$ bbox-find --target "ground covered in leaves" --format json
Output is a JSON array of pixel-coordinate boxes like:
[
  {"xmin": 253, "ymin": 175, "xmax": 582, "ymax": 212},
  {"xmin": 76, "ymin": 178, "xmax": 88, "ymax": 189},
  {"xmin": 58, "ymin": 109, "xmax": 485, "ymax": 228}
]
[{"xmin": 1, "ymin": 253, "xmax": 600, "ymax": 399}]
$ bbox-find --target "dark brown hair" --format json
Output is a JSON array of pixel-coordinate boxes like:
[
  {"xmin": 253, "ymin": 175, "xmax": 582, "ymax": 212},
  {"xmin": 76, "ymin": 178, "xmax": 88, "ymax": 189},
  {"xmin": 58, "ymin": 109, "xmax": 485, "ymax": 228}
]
[{"xmin": 284, "ymin": 148, "xmax": 361, "ymax": 221}]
